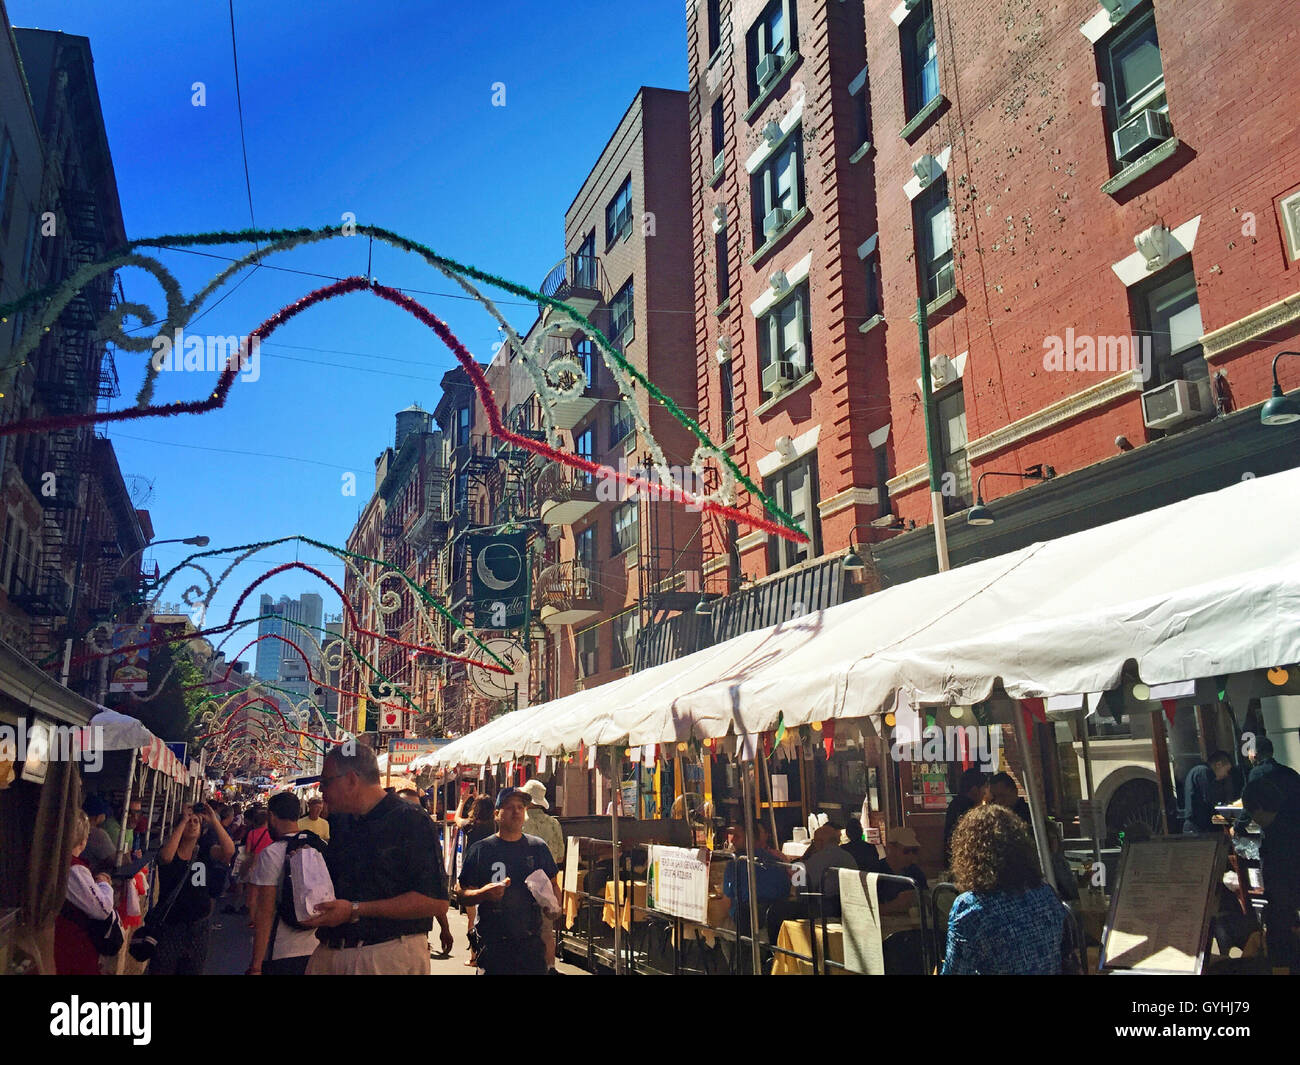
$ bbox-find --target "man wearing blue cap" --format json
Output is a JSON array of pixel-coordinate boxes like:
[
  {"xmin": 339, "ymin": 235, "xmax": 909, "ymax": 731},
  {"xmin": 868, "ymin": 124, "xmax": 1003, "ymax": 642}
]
[{"xmin": 458, "ymin": 787, "xmax": 561, "ymax": 975}]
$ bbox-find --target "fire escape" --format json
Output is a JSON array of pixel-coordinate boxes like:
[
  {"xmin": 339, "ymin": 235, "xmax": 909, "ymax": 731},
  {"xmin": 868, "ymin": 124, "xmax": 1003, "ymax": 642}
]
[{"xmin": 14, "ymin": 159, "xmax": 115, "ymax": 664}]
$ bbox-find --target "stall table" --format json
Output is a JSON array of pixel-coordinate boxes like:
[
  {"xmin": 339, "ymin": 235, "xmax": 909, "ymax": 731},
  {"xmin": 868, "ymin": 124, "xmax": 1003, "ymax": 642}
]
[{"xmin": 602, "ymin": 880, "xmax": 649, "ymax": 932}]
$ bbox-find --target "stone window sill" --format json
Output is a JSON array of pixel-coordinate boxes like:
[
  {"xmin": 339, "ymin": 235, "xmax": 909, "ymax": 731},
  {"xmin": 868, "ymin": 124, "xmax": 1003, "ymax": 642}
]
[
  {"xmin": 1101, "ymin": 137, "xmax": 1180, "ymax": 197},
  {"xmin": 755, "ymin": 369, "xmax": 818, "ymax": 417},
  {"xmin": 746, "ymin": 205, "xmax": 810, "ymax": 268},
  {"xmin": 899, "ymin": 94, "xmax": 948, "ymax": 142},
  {"xmin": 849, "ymin": 141, "xmax": 873, "ymax": 165},
  {"xmin": 910, "ymin": 287, "xmax": 961, "ymax": 323},
  {"xmin": 710, "ymin": 166, "xmax": 725, "ymax": 189},
  {"xmin": 713, "ymin": 298, "xmax": 731, "ymax": 318},
  {"xmin": 858, "ymin": 313, "xmax": 885, "ymax": 335}
]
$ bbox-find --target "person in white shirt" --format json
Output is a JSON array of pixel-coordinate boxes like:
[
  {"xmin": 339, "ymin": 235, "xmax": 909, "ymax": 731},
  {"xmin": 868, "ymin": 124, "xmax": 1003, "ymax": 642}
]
[
  {"xmin": 246, "ymin": 792, "xmax": 323, "ymax": 976},
  {"xmin": 55, "ymin": 809, "xmax": 116, "ymax": 975}
]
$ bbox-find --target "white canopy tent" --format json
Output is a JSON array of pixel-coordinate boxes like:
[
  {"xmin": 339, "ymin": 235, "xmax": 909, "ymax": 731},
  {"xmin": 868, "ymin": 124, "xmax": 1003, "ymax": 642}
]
[{"xmin": 429, "ymin": 466, "xmax": 1300, "ymax": 768}]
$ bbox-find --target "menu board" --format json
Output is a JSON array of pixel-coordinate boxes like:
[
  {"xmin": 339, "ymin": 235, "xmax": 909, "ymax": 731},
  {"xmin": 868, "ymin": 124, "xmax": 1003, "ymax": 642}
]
[{"xmin": 1100, "ymin": 836, "xmax": 1227, "ymax": 974}]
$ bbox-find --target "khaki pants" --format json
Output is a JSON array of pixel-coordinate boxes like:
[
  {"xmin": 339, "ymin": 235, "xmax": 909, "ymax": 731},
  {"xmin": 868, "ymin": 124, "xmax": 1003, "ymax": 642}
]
[{"xmin": 306, "ymin": 933, "xmax": 430, "ymax": 975}]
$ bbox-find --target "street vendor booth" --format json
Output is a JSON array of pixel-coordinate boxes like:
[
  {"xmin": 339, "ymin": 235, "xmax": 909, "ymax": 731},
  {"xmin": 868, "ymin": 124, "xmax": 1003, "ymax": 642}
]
[{"xmin": 427, "ymin": 469, "xmax": 1300, "ymax": 973}]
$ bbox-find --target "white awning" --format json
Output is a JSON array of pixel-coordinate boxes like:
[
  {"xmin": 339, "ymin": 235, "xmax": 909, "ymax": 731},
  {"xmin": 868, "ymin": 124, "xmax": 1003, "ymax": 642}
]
[{"xmin": 428, "ymin": 466, "xmax": 1300, "ymax": 767}]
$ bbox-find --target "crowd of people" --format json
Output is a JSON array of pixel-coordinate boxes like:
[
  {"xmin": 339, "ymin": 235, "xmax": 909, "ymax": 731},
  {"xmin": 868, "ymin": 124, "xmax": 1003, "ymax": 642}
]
[{"xmin": 54, "ymin": 733, "xmax": 1299, "ymax": 977}]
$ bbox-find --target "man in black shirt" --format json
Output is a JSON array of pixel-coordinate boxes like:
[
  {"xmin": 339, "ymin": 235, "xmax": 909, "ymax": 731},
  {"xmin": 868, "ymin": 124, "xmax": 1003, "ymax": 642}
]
[
  {"xmin": 1183, "ymin": 751, "xmax": 1233, "ymax": 834},
  {"xmin": 1242, "ymin": 778, "xmax": 1300, "ymax": 972},
  {"xmin": 943, "ymin": 768, "xmax": 987, "ymax": 867},
  {"xmin": 877, "ymin": 825, "xmax": 928, "ymax": 909},
  {"xmin": 301, "ymin": 743, "xmax": 452, "ymax": 974},
  {"xmin": 989, "ymin": 772, "xmax": 1032, "ymax": 825},
  {"xmin": 459, "ymin": 787, "xmax": 560, "ymax": 975}
]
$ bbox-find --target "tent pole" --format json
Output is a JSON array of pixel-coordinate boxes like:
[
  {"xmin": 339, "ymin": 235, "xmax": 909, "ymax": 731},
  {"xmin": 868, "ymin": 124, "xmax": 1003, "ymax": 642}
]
[
  {"xmin": 609, "ymin": 748, "xmax": 623, "ymax": 975},
  {"xmin": 1076, "ymin": 707, "xmax": 1101, "ymax": 867},
  {"xmin": 144, "ymin": 767, "xmax": 159, "ymax": 851},
  {"xmin": 1011, "ymin": 703, "xmax": 1057, "ymax": 893},
  {"xmin": 114, "ymin": 751, "xmax": 138, "ymax": 868},
  {"xmin": 740, "ymin": 749, "xmax": 762, "ymax": 975},
  {"xmin": 1149, "ymin": 709, "xmax": 1173, "ymax": 836}
]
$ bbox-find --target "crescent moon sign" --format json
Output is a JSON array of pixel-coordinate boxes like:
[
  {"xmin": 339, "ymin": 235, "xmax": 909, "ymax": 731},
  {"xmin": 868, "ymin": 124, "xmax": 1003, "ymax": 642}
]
[{"xmin": 476, "ymin": 543, "xmax": 519, "ymax": 592}]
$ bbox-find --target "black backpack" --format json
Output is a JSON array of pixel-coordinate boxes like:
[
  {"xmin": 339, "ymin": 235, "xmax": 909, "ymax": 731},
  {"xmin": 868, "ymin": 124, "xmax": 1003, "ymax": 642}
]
[{"xmin": 275, "ymin": 830, "xmax": 328, "ymax": 932}]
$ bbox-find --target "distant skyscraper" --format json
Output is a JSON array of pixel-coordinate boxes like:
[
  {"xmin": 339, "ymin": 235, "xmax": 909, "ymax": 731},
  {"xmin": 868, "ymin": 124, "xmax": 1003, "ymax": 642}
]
[{"xmin": 254, "ymin": 592, "xmax": 325, "ymax": 682}]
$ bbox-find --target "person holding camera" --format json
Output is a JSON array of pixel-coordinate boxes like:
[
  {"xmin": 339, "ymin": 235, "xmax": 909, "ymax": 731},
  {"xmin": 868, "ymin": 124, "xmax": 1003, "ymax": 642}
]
[{"xmin": 149, "ymin": 803, "xmax": 235, "ymax": 975}]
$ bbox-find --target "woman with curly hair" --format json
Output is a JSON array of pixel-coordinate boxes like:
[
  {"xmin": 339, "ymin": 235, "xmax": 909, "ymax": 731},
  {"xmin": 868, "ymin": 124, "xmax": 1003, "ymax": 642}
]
[{"xmin": 943, "ymin": 803, "xmax": 1064, "ymax": 974}]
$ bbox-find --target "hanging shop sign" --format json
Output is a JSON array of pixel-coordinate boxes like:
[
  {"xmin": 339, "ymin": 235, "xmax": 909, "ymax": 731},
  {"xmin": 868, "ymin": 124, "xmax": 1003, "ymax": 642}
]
[
  {"xmin": 470, "ymin": 532, "xmax": 528, "ymax": 629},
  {"xmin": 109, "ymin": 623, "xmax": 153, "ymax": 694}
]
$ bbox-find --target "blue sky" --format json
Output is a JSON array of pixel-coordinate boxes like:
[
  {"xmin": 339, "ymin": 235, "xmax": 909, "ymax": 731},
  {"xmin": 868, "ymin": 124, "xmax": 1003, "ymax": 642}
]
[{"xmin": 11, "ymin": 0, "xmax": 686, "ymax": 640}]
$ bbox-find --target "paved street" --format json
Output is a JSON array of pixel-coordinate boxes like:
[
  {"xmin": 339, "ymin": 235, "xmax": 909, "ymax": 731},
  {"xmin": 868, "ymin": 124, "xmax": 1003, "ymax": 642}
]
[{"xmin": 204, "ymin": 905, "xmax": 587, "ymax": 976}]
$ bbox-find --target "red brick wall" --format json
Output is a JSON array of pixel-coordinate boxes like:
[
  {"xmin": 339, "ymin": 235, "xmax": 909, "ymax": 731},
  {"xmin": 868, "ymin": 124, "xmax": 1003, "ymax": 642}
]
[
  {"xmin": 689, "ymin": 0, "xmax": 891, "ymax": 579},
  {"xmin": 866, "ymin": 0, "xmax": 1300, "ymax": 522}
]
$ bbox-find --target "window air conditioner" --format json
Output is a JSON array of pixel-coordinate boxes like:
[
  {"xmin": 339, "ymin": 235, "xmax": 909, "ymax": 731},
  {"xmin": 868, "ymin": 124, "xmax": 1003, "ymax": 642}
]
[
  {"xmin": 756, "ymin": 53, "xmax": 780, "ymax": 88},
  {"xmin": 1141, "ymin": 376, "xmax": 1211, "ymax": 430},
  {"xmin": 763, "ymin": 206, "xmax": 790, "ymax": 237},
  {"xmin": 1113, "ymin": 108, "xmax": 1172, "ymax": 165},
  {"xmin": 763, "ymin": 360, "xmax": 799, "ymax": 394}
]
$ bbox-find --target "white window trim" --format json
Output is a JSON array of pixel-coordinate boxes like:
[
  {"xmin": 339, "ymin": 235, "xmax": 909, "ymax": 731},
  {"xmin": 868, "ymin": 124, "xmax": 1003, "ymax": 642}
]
[
  {"xmin": 756, "ymin": 424, "xmax": 820, "ymax": 478},
  {"xmin": 745, "ymin": 98, "xmax": 805, "ymax": 174},
  {"xmin": 1080, "ymin": 0, "xmax": 1143, "ymax": 43},
  {"xmin": 904, "ymin": 145, "xmax": 952, "ymax": 201},
  {"xmin": 751, "ymin": 251, "xmax": 813, "ymax": 317},
  {"xmin": 818, "ymin": 486, "xmax": 879, "ymax": 518},
  {"xmin": 914, "ymin": 351, "xmax": 968, "ymax": 395},
  {"xmin": 1110, "ymin": 215, "xmax": 1200, "ymax": 287}
]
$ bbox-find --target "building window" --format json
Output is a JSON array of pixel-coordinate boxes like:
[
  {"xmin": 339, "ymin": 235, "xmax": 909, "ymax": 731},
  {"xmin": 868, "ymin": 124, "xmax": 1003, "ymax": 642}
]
[
  {"xmin": 764, "ymin": 453, "xmax": 820, "ymax": 572},
  {"xmin": 715, "ymin": 227, "xmax": 730, "ymax": 305},
  {"xmin": 936, "ymin": 383, "xmax": 971, "ymax": 511},
  {"xmin": 751, "ymin": 128, "xmax": 804, "ymax": 247},
  {"xmin": 609, "ymin": 277, "xmax": 634, "ymax": 348},
  {"xmin": 711, "ymin": 98, "xmax": 726, "ymax": 178},
  {"xmin": 0, "ymin": 131, "xmax": 14, "ymax": 238},
  {"xmin": 574, "ymin": 230, "xmax": 598, "ymax": 288},
  {"xmin": 605, "ymin": 176, "xmax": 633, "ymax": 248},
  {"xmin": 707, "ymin": 0, "xmax": 722, "ymax": 56},
  {"xmin": 913, "ymin": 177, "xmax": 954, "ymax": 305},
  {"xmin": 1133, "ymin": 259, "xmax": 1205, "ymax": 388},
  {"xmin": 864, "ymin": 249, "xmax": 882, "ymax": 320},
  {"xmin": 454, "ymin": 471, "xmax": 469, "ymax": 515},
  {"xmin": 901, "ymin": 0, "xmax": 940, "ymax": 120},
  {"xmin": 874, "ymin": 445, "xmax": 891, "ymax": 519},
  {"xmin": 612, "ymin": 500, "xmax": 639, "ymax": 556},
  {"xmin": 854, "ymin": 88, "xmax": 872, "ymax": 150},
  {"xmin": 575, "ymin": 525, "xmax": 596, "ymax": 571},
  {"xmin": 574, "ymin": 335, "xmax": 596, "ymax": 389},
  {"xmin": 609, "ymin": 398, "xmax": 635, "ymax": 448},
  {"xmin": 612, "ymin": 609, "xmax": 640, "ymax": 670},
  {"xmin": 721, "ymin": 359, "xmax": 735, "ymax": 440},
  {"xmin": 758, "ymin": 282, "xmax": 811, "ymax": 399},
  {"xmin": 577, "ymin": 626, "xmax": 599, "ymax": 679},
  {"xmin": 575, "ymin": 425, "xmax": 595, "ymax": 485},
  {"xmin": 747, "ymin": 0, "xmax": 795, "ymax": 103},
  {"xmin": 1099, "ymin": 3, "xmax": 1169, "ymax": 169}
]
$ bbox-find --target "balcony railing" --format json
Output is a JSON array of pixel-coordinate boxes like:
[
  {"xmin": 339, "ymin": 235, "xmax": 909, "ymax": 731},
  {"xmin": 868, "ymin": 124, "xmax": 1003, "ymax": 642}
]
[
  {"xmin": 536, "ymin": 559, "xmax": 601, "ymax": 628},
  {"xmin": 539, "ymin": 253, "xmax": 606, "ymax": 317}
]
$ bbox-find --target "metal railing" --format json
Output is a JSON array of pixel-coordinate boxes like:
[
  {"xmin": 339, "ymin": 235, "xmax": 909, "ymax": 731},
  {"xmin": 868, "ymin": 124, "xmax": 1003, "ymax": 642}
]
[{"xmin": 539, "ymin": 253, "xmax": 606, "ymax": 315}]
